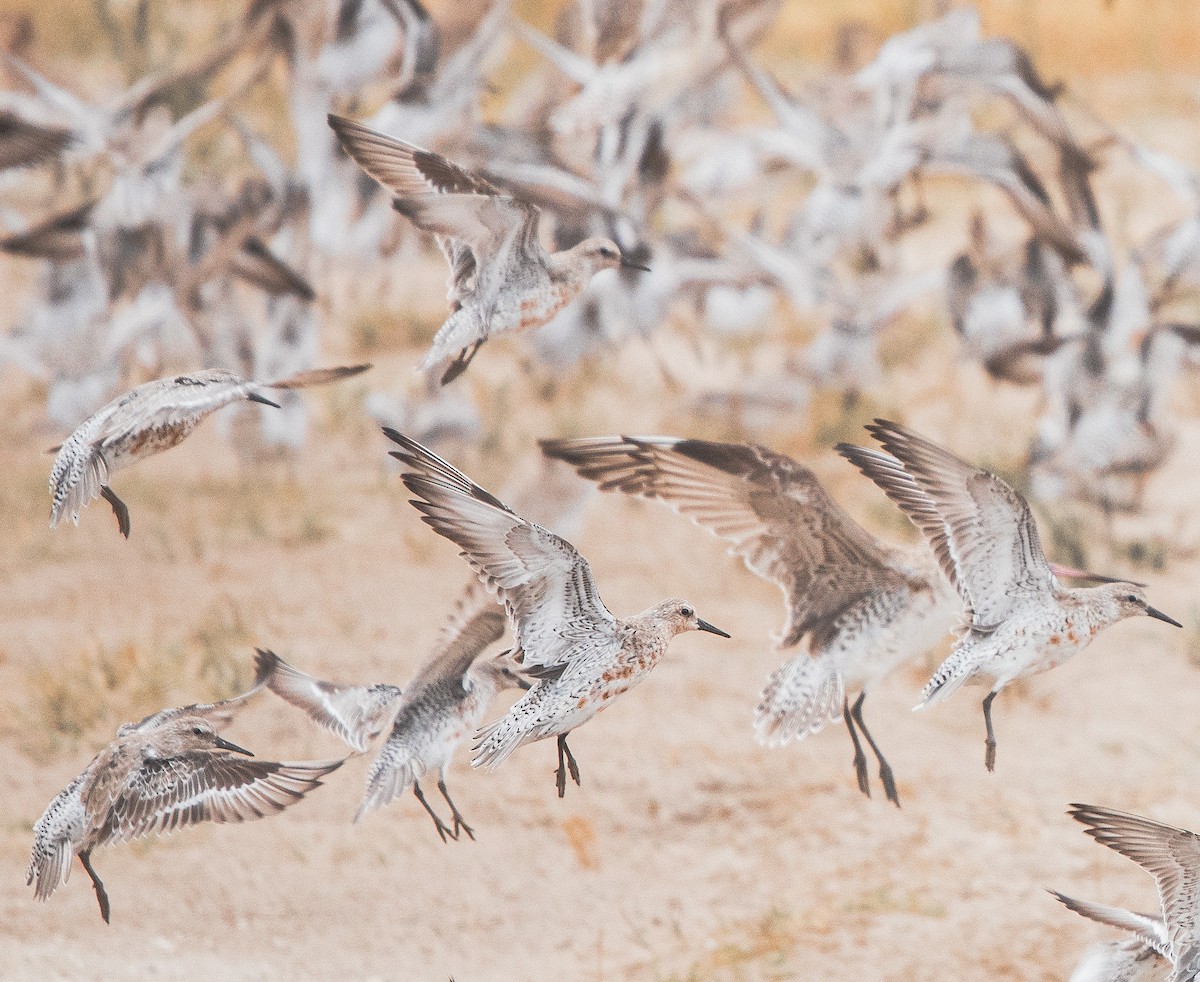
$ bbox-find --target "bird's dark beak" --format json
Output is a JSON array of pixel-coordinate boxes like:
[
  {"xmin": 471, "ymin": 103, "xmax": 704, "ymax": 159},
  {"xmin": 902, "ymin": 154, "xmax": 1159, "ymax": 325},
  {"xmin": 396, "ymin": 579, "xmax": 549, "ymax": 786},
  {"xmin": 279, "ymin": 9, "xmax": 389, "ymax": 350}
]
[
  {"xmin": 214, "ymin": 735, "xmax": 255, "ymax": 756},
  {"xmin": 620, "ymin": 257, "xmax": 651, "ymax": 272},
  {"xmin": 696, "ymin": 619, "xmax": 731, "ymax": 638},
  {"xmin": 247, "ymin": 391, "xmax": 281, "ymax": 409},
  {"xmin": 1145, "ymin": 606, "xmax": 1182, "ymax": 628}
]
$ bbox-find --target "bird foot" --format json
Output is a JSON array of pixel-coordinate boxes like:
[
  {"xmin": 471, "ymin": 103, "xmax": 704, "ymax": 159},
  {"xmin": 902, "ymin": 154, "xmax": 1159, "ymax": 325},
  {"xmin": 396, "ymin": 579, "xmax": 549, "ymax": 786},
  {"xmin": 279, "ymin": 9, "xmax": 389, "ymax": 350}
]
[{"xmin": 878, "ymin": 763, "xmax": 901, "ymax": 808}]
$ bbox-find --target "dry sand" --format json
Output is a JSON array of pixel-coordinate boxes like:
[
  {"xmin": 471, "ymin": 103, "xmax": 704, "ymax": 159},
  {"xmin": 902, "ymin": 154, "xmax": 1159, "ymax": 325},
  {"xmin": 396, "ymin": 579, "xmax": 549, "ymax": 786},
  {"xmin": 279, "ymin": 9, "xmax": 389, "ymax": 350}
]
[
  {"xmin": 2, "ymin": 341, "xmax": 1200, "ymax": 982},
  {"xmin": 3, "ymin": 5, "xmax": 1200, "ymax": 976}
]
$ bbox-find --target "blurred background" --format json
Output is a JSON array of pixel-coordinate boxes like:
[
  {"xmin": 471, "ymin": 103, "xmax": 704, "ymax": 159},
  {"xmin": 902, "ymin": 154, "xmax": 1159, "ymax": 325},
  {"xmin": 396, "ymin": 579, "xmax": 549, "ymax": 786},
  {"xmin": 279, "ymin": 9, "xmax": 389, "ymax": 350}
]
[{"xmin": 3, "ymin": 1, "xmax": 1200, "ymax": 979}]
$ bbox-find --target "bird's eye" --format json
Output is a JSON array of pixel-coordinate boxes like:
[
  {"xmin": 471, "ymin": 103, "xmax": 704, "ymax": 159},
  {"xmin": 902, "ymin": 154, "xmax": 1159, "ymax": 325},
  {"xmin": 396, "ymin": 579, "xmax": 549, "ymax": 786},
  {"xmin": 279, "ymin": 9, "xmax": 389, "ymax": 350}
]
[
  {"xmin": 1126, "ymin": 595, "xmax": 1138, "ymax": 603},
  {"xmin": 680, "ymin": 606, "xmax": 694, "ymax": 617},
  {"xmin": 192, "ymin": 726, "xmax": 204, "ymax": 736}
]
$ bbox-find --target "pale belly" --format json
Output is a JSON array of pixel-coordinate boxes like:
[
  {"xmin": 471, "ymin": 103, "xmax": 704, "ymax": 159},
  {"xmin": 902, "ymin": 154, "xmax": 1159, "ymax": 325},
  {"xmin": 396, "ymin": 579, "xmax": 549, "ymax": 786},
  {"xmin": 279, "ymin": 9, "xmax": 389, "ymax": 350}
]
[
  {"xmin": 494, "ymin": 284, "xmax": 579, "ymax": 335},
  {"xmin": 969, "ymin": 616, "xmax": 1098, "ymax": 686}
]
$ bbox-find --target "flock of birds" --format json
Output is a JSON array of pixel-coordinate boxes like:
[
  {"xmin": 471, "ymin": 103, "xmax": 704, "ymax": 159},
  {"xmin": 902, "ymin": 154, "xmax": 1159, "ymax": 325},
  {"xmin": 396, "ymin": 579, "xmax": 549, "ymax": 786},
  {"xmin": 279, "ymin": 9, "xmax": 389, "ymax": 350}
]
[{"xmin": 5, "ymin": 0, "xmax": 1200, "ymax": 977}]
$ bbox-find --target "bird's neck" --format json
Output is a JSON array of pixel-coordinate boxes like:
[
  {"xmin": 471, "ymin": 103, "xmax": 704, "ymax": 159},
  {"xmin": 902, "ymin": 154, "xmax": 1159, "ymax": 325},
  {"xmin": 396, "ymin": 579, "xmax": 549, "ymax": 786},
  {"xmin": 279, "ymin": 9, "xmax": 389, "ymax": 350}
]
[{"xmin": 547, "ymin": 251, "xmax": 591, "ymax": 290}]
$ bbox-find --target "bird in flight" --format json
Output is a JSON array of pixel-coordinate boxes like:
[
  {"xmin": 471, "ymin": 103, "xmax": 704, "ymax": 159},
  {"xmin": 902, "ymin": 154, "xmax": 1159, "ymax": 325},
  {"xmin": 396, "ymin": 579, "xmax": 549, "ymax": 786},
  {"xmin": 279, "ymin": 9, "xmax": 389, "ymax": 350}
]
[{"xmin": 328, "ymin": 115, "xmax": 648, "ymax": 385}]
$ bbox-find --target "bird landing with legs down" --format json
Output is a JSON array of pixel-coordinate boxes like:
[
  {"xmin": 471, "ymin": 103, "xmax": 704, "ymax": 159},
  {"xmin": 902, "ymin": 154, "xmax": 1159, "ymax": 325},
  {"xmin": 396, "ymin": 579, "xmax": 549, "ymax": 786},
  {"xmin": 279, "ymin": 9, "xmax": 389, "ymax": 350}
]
[
  {"xmin": 48, "ymin": 364, "xmax": 370, "ymax": 538},
  {"xmin": 383, "ymin": 428, "xmax": 729, "ymax": 798},
  {"xmin": 837, "ymin": 419, "xmax": 1181, "ymax": 772},
  {"xmin": 328, "ymin": 115, "xmax": 650, "ymax": 385},
  {"xmin": 256, "ymin": 583, "xmax": 530, "ymax": 843},
  {"xmin": 26, "ymin": 657, "xmax": 343, "ymax": 923}
]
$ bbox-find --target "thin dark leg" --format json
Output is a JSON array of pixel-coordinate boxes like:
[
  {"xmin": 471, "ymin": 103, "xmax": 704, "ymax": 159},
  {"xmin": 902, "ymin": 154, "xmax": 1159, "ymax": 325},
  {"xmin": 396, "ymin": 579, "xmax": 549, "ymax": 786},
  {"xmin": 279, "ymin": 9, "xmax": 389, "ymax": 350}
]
[
  {"xmin": 412, "ymin": 781, "xmax": 456, "ymax": 842},
  {"xmin": 79, "ymin": 850, "xmax": 110, "ymax": 924},
  {"xmin": 100, "ymin": 486, "xmax": 130, "ymax": 539},
  {"xmin": 851, "ymin": 692, "xmax": 900, "ymax": 808},
  {"xmin": 843, "ymin": 696, "xmax": 870, "ymax": 798},
  {"xmin": 438, "ymin": 778, "xmax": 475, "ymax": 841},
  {"xmin": 983, "ymin": 692, "xmax": 998, "ymax": 772},
  {"xmin": 555, "ymin": 734, "xmax": 581, "ymax": 798},
  {"xmin": 441, "ymin": 341, "xmax": 483, "ymax": 386}
]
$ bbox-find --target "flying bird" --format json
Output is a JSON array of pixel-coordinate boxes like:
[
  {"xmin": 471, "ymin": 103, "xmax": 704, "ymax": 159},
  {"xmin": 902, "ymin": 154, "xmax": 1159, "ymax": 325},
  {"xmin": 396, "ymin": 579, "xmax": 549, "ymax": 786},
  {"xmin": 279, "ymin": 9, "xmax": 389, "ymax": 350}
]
[
  {"xmin": 258, "ymin": 587, "xmax": 529, "ymax": 841},
  {"xmin": 27, "ymin": 660, "xmax": 342, "ymax": 922},
  {"xmin": 328, "ymin": 115, "xmax": 648, "ymax": 384},
  {"xmin": 49, "ymin": 363, "xmax": 370, "ymax": 538},
  {"xmin": 383, "ymin": 428, "xmax": 729, "ymax": 797},
  {"xmin": 837, "ymin": 419, "xmax": 1180, "ymax": 771}
]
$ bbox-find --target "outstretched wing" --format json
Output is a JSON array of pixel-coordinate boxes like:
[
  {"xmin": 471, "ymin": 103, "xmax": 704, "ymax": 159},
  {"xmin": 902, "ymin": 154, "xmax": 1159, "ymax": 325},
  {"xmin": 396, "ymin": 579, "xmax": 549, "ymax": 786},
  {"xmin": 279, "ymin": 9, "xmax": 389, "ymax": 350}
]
[
  {"xmin": 1050, "ymin": 890, "xmax": 1170, "ymax": 957},
  {"xmin": 256, "ymin": 649, "xmax": 403, "ymax": 752},
  {"xmin": 540, "ymin": 435, "xmax": 912, "ymax": 647},
  {"xmin": 88, "ymin": 755, "xmax": 343, "ymax": 846},
  {"xmin": 384, "ymin": 429, "xmax": 618, "ymax": 674},
  {"xmin": 328, "ymin": 114, "xmax": 533, "ymax": 251},
  {"xmin": 404, "ymin": 578, "xmax": 508, "ymax": 692},
  {"xmin": 1071, "ymin": 803, "xmax": 1200, "ymax": 974},
  {"xmin": 836, "ymin": 419, "xmax": 1054, "ymax": 630}
]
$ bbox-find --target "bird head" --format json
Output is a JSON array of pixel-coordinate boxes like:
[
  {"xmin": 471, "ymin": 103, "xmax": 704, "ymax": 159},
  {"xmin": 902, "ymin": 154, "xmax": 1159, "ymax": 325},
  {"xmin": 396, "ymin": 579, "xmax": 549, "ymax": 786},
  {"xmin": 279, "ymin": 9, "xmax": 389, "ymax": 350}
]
[
  {"xmin": 477, "ymin": 651, "xmax": 533, "ymax": 691},
  {"xmin": 571, "ymin": 237, "xmax": 650, "ymax": 276},
  {"xmin": 1092, "ymin": 583, "xmax": 1181, "ymax": 628},
  {"xmin": 651, "ymin": 599, "xmax": 731, "ymax": 639}
]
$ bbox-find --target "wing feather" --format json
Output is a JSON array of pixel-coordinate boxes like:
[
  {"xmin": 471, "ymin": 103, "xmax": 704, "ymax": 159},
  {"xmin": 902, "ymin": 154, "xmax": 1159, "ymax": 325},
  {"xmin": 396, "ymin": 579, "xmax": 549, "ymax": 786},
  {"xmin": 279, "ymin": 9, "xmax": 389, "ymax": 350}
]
[
  {"xmin": 540, "ymin": 436, "xmax": 911, "ymax": 647},
  {"xmin": 89, "ymin": 755, "xmax": 342, "ymax": 847},
  {"xmin": 1071, "ymin": 803, "xmax": 1200, "ymax": 973},
  {"xmin": 256, "ymin": 650, "xmax": 402, "ymax": 752},
  {"xmin": 384, "ymin": 429, "xmax": 618, "ymax": 672},
  {"xmin": 837, "ymin": 419, "xmax": 1053, "ymax": 629}
]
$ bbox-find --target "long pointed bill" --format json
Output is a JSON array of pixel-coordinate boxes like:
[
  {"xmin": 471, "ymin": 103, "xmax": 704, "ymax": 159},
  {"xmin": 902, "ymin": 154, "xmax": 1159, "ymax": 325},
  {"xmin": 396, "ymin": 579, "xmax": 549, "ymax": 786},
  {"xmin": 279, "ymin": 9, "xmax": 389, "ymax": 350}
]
[
  {"xmin": 214, "ymin": 735, "xmax": 255, "ymax": 756},
  {"xmin": 620, "ymin": 257, "xmax": 651, "ymax": 272},
  {"xmin": 1145, "ymin": 606, "xmax": 1183, "ymax": 628},
  {"xmin": 247, "ymin": 391, "xmax": 281, "ymax": 409},
  {"xmin": 1048, "ymin": 561, "xmax": 1145, "ymax": 587},
  {"xmin": 696, "ymin": 619, "xmax": 731, "ymax": 638}
]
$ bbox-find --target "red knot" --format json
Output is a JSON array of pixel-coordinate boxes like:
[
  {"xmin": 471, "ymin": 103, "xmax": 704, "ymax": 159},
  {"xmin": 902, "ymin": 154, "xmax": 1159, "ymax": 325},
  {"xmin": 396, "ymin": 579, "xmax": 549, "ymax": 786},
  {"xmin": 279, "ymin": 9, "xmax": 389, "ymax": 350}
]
[
  {"xmin": 26, "ymin": 659, "xmax": 342, "ymax": 923},
  {"xmin": 257, "ymin": 587, "xmax": 528, "ymax": 841},
  {"xmin": 540, "ymin": 434, "xmax": 961, "ymax": 806},
  {"xmin": 49, "ymin": 363, "xmax": 369, "ymax": 537},
  {"xmin": 1054, "ymin": 802, "xmax": 1200, "ymax": 981},
  {"xmin": 1052, "ymin": 889, "xmax": 1169, "ymax": 982},
  {"xmin": 382, "ymin": 428, "xmax": 730, "ymax": 798},
  {"xmin": 837, "ymin": 419, "xmax": 1181, "ymax": 771},
  {"xmin": 327, "ymin": 115, "xmax": 649, "ymax": 385}
]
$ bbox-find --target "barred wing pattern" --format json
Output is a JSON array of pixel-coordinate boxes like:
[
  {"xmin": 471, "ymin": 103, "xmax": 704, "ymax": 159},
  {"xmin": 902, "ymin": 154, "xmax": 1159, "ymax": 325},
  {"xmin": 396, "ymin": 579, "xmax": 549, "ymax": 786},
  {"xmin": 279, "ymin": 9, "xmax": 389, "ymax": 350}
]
[
  {"xmin": 1072, "ymin": 804, "xmax": 1200, "ymax": 980},
  {"xmin": 540, "ymin": 435, "xmax": 913, "ymax": 648},
  {"xmin": 86, "ymin": 755, "xmax": 343, "ymax": 847},
  {"xmin": 385, "ymin": 428, "xmax": 619, "ymax": 676},
  {"xmin": 836, "ymin": 418, "xmax": 1054, "ymax": 630}
]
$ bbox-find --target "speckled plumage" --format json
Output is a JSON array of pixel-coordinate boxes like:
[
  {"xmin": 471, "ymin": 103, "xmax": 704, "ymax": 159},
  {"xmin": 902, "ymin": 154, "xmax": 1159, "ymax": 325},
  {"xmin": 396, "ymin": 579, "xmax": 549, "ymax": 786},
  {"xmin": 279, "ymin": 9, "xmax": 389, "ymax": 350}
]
[
  {"xmin": 259, "ymin": 584, "xmax": 522, "ymax": 840},
  {"xmin": 328, "ymin": 116, "xmax": 645, "ymax": 384},
  {"xmin": 49, "ymin": 363, "xmax": 369, "ymax": 537},
  {"xmin": 383, "ymin": 429, "xmax": 729, "ymax": 797},
  {"xmin": 539, "ymin": 434, "xmax": 959, "ymax": 805},
  {"xmin": 837, "ymin": 419, "xmax": 1180, "ymax": 770},
  {"xmin": 27, "ymin": 664, "xmax": 342, "ymax": 922}
]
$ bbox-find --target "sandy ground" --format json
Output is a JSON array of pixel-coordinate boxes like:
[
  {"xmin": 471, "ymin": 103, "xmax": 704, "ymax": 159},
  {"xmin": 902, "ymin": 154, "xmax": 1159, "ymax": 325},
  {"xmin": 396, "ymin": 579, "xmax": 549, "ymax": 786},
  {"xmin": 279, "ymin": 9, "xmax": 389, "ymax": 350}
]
[
  {"xmin": 3, "ymin": 5, "xmax": 1200, "ymax": 975},
  {"xmin": 3, "ymin": 333, "xmax": 1200, "ymax": 982}
]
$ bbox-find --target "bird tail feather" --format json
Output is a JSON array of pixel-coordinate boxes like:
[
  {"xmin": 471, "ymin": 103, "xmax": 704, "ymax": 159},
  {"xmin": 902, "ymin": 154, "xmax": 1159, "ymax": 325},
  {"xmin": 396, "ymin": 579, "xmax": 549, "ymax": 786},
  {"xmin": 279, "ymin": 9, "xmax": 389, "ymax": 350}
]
[{"xmin": 753, "ymin": 654, "xmax": 845, "ymax": 747}]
